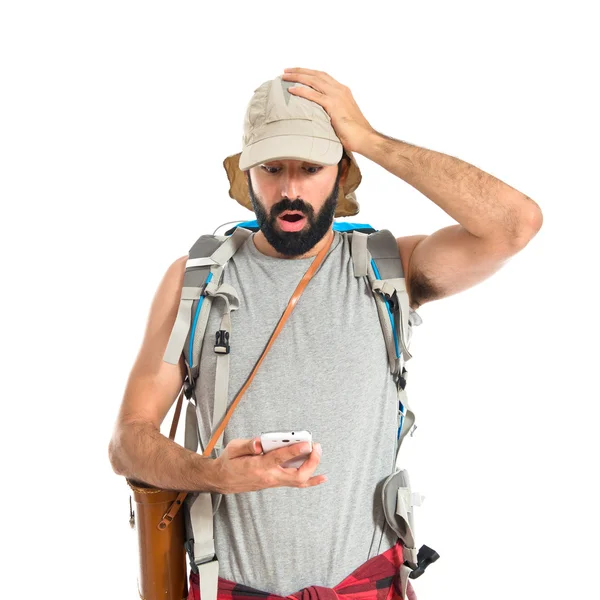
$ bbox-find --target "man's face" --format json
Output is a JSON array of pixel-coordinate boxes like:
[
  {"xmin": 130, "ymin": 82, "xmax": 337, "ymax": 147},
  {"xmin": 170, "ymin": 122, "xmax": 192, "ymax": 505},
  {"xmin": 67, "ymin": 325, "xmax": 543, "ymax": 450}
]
[{"xmin": 246, "ymin": 158, "xmax": 347, "ymax": 257}]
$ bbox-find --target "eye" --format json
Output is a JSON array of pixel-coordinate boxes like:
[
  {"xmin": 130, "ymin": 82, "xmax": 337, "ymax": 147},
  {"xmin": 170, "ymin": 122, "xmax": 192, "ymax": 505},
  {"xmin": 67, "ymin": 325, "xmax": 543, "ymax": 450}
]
[{"xmin": 260, "ymin": 165, "xmax": 323, "ymax": 175}]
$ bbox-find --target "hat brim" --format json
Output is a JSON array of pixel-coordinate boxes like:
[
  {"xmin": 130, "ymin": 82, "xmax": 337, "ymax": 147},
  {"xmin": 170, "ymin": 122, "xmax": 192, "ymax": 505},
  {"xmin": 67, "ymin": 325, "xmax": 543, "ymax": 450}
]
[{"xmin": 239, "ymin": 134, "xmax": 343, "ymax": 171}]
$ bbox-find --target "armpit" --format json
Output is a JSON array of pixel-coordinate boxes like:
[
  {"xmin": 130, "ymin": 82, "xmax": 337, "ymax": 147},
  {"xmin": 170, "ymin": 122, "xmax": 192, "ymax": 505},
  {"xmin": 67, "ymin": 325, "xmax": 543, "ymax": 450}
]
[{"xmin": 408, "ymin": 269, "xmax": 440, "ymax": 309}]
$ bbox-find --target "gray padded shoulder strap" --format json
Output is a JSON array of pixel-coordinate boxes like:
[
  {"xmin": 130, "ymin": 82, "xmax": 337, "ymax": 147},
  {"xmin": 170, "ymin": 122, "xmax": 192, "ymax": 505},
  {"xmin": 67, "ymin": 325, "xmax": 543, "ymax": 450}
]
[
  {"xmin": 365, "ymin": 229, "xmax": 406, "ymax": 279},
  {"xmin": 350, "ymin": 229, "xmax": 405, "ymax": 279},
  {"xmin": 349, "ymin": 229, "xmax": 410, "ymax": 373},
  {"xmin": 162, "ymin": 236, "xmax": 223, "ymax": 366},
  {"xmin": 162, "ymin": 228, "xmax": 251, "ymax": 366}
]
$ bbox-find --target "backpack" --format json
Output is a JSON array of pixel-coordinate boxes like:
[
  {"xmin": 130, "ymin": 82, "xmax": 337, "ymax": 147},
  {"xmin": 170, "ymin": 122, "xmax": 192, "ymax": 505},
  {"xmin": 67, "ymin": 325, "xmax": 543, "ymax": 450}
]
[{"xmin": 162, "ymin": 219, "xmax": 439, "ymax": 600}]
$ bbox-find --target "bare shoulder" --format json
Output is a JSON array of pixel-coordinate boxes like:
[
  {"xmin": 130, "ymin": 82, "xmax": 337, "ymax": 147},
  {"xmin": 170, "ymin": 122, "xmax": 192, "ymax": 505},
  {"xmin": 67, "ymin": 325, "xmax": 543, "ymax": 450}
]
[
  {"xmin": 156, "ymin": 255, "xmax": 189, "ymax": 310},
  {"xmin": 115, "ymin": 254, "xmax": 189, "ymax": 430},
  {"xmin": 143, "ymin": 254, "xmax": 189, "ymax": 338}
]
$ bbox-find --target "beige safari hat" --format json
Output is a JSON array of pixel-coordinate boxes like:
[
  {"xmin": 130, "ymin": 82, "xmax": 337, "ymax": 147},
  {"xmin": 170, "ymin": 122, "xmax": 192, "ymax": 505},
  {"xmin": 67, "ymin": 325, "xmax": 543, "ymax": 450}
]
[{"xmin": 223, "ymin": 74, "xmax": 362, "ymax": 217}]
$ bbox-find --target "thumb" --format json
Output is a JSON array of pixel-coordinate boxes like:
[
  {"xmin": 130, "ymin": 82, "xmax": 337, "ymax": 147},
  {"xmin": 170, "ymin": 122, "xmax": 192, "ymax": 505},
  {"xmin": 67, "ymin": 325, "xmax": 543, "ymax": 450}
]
[
  {"xmin": 226, "ymin": 437, "xmax": 262, "ymax": 458},
  {"xmin": 246, "ymin": 437, "xmax": 263, "ymax": 456}
]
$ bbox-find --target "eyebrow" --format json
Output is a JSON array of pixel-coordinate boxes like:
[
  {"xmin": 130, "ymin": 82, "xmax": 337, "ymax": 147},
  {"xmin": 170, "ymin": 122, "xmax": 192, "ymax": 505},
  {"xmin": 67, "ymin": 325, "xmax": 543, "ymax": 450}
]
[{"xmin": 262, "ymin": 161, "xmax": 321, "ymax": 166}]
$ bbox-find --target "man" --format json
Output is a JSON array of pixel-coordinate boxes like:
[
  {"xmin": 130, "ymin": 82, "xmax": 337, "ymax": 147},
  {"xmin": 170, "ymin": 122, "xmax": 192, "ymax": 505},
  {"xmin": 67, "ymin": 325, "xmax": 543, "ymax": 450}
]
[{"xmin": 109, "ymin": 70, "xmax": 543, "ymax": 599}]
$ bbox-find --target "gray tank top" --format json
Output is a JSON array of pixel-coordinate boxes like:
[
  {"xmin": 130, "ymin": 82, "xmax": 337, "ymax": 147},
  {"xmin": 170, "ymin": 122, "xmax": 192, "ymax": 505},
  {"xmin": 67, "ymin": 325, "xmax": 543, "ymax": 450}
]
[{"xmin": 194, "ymin": 229, "xmax": 399, "ymax": 596}]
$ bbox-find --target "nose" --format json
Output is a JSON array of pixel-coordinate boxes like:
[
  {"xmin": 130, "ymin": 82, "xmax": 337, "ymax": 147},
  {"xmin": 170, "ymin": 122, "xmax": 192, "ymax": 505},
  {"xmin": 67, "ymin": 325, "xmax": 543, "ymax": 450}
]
[{"xmin": 279, "ymin": 171, "xmax": 303, "ymax": 201}]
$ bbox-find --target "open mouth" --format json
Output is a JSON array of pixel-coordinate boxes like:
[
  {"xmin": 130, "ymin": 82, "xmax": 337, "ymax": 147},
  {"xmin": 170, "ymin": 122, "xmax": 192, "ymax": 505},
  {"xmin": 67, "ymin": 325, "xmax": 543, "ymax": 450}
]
[
  {"xmin": 277, "ymin": 211, "xmax": 307, "ymax": 232},
  {"xmin": 280, "ymin": 214, "xmax": 304, "ymax": 222}
]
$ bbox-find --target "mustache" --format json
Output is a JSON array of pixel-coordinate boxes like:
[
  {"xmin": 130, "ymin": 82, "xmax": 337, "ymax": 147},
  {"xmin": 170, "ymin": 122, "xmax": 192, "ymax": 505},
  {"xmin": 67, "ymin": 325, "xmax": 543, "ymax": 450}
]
[{"xmin": 272, "ymin": 200, "xmax": 312, "ymax": 218}]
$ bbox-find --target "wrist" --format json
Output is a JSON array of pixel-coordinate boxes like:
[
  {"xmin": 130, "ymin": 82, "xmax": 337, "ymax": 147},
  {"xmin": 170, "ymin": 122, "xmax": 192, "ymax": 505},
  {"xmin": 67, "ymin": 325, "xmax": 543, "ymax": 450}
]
[
  {"xmin": 358, "ymin": 130, "xmax": 414, "ymax": 179},
  {"xmin": 354, "ymin": 128, "xmax": 382, "ymax": 159},
  {"xmin": 192, "ymin": 453, "xmax": 226, "ymax": 494}
]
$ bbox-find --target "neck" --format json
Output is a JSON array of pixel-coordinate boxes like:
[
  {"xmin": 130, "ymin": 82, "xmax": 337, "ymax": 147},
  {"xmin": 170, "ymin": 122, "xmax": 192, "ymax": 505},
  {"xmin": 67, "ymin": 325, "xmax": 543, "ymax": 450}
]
[{"xmin": 253, "ymin": 227, "xmax": 335, "ymax": 259}]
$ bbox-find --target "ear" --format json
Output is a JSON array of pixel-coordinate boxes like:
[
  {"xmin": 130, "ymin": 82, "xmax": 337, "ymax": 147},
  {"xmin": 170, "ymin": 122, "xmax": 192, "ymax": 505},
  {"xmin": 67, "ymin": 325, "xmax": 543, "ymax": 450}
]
[{"xmin": 339, "ymin": 154, "xmax": 351, "ymax": 186}]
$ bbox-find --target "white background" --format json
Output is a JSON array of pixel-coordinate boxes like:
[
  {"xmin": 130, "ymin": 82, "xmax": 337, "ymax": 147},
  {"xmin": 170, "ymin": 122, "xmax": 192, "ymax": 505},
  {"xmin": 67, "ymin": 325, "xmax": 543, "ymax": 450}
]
[{"xmin": 1, "ymin": 1, "xmax": 598, "ymax": 599}]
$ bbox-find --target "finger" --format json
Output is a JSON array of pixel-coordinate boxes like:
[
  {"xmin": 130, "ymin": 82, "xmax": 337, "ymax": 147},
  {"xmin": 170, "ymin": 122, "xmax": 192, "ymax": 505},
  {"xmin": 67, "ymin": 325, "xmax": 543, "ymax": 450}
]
[
  {"xmin": 284, "ymin": 68, "xmax": 329, "ymax": 79},
  {"xmin": 295, "ymin": 442, "xmax": 322, "ymax": 478},
  {"xmin": 288, "ymin": 85, "xmax": 329, "ymax": 109},
  {"xmin": 251, "ymin": 437, "xmax": 263, "ymax": 454},
  {"xmin": 284, "ymin": 67, "xmax": 321, "ymax": 74},
  {"xmin": 284, "ymin": 69, "xmax": 338, "ymax": 87},
  {"xmin": 266, "ymin": 441, "xmax": 311, "ymax": 467},
  {"xmin": 297, "ymin": 474, "xmax": 328, "ymax": 488},
  {"xmin": 283, "ymin": 73, "xmax": 333, "ymax": 95},
  {"xmin": 282, "ymin": 71, "xmax": 321, "ymax": 86},
  {"xmin": 275, "ymin": 463, "xmax": 325, "ymax": 486}
]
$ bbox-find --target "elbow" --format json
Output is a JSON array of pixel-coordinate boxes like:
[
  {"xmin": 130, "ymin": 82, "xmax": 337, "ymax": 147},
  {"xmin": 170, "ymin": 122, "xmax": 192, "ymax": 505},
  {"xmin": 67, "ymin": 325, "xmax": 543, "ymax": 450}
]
[
  {"xmin": 108, "ymin": 437, "xmax": 122, "ymax": 475},
  {"xmin": 526, "ymin": 197, "xmax": 544, "ymax": 235},
  {"xmin": 511, "ymin": 197, "xmax": 543, "ymax": 250},
  {"xmin": 108, "ymin": 428, "xmax": 128, "ymax": 476}
]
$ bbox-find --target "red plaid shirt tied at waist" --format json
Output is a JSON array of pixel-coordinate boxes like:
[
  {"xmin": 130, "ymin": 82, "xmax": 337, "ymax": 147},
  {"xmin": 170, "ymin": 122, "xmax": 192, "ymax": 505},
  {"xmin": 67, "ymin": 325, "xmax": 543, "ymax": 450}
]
[{"xmin": 188, "ymin": 540, "xmax": 417, "ymax": 600}]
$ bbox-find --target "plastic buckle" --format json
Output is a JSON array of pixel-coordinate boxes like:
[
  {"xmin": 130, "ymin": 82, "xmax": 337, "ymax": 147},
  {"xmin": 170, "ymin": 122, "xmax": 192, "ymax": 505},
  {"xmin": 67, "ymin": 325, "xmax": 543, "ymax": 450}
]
[
  {"xmin": 185, "ymin": 541, "xmax": 219, "ymax": 574},
  {"xmin": 214, "ymin": 330, "xmax": 230, "ymax": 354},
  {"xmin": 196, "ymin": 553, "xmax": 217, "ymax": 565},
  {"xmin": 384, "ymin": 291, "xmax": 399, "ymax": 313},
  {"xmin": 184, "ymin": 540, "xmax": 199, "ymax": 574},
  {"xmin": 194, "ymin": 552, "xmax": 219, "ymax": 575},
  {"xmin": 407, "ymin": 544, "xmax": 440, "ymax": 579},
  {"xmin": 183, "ymin": 379, "xmax": 193, "ymax": 399},
  {"xmin": 395, "ymin": 369, "xmax": 407, "ymax": 392},
  {"xmin": 397, "ymin": 373, "xmax": 407, "ymax": 390}
]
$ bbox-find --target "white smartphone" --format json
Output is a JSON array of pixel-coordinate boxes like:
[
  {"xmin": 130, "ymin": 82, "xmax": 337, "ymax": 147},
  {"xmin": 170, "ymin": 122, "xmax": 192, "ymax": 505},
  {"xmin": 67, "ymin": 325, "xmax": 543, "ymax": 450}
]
[{"xmin": 260, "ymin": 430, "xmax": 313, "ymax": 469}]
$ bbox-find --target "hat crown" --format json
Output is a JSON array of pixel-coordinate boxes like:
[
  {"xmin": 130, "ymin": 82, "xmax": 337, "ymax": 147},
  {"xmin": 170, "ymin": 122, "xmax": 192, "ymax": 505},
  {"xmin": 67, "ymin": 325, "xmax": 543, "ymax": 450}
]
[{"xmin": 243, "ymin": 76, "xmax": 332, "ymax": 146}]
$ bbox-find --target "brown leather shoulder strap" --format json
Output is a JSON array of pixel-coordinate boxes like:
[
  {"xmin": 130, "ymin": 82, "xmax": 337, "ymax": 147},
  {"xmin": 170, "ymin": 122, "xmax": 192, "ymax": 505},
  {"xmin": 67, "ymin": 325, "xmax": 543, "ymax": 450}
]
[
  {"xmin": 159, "ymin": 230, "xmax": 335, "ymax": 529},
  {"xmin": 168, "ymin": 385, "xmax": 186, "ymax": 441}
]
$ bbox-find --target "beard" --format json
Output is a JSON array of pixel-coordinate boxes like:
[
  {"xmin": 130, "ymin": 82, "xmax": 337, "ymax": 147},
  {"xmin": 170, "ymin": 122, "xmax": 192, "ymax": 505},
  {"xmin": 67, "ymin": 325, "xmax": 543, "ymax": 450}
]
[{"xmin": 246, "ymin": 165, "xmax": 342, "ymax": 258}]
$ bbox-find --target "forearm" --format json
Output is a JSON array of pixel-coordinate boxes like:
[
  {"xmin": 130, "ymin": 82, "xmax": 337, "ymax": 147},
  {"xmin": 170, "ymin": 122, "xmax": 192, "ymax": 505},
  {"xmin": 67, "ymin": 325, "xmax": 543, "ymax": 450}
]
[
  {"xmin": 109, "ymin": 420, "xmax": 220, "ymax": 493},
  {"xmin": 358, "ymin": 130, "xmax": 542, "ymax": 244}
]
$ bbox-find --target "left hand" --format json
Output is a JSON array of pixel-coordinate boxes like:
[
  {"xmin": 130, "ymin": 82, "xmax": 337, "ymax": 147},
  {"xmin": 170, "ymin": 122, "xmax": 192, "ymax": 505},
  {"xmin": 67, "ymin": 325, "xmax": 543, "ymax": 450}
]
[{"xmin": 282, "ymin": 68, "xmax": 375, "ymax": 154}]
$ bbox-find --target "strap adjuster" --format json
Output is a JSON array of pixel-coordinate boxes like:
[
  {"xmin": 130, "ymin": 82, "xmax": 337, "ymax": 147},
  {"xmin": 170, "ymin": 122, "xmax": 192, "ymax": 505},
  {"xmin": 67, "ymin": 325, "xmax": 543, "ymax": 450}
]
[
  {"xmin": 214, "ymin": 330, "xmax": 230, "ymax": 354},
  {"xmin": 407, "ymin": 544, "xmax": 440, "ymax": 579},
  {"xmin": 395, "ymin": 366, "xmax": 407, "ymax": 391},
  {"xmin": 195, "ymin": 553, "xmax": 218, "ymax": 567},
  {"xmin": 185, "ymin": 541, "xmax": 218, "ymax": 574},
  {"xmin": 397, "ymin": 373, "xmax": 407, "ymax": 391}
]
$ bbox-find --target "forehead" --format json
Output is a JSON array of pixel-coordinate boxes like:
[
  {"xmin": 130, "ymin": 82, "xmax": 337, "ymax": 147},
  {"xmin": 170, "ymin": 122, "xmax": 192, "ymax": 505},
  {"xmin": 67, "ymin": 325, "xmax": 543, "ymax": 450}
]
[{"xmin": 261, "ymin": 158, "xmax": 324, "ymax": 166}]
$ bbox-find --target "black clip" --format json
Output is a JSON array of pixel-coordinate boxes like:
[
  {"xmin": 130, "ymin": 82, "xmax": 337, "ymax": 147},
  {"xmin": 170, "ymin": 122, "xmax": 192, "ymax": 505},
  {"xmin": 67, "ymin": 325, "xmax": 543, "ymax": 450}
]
[
  {"xmin": 395, "ymin": 366, "xmax": 407, "ymax": 391},
  {"xmin": 214, "ymin": 330, "xmax": 230, "ymax": 354},
  {"xmin": 183, "ymin": 378, "xmax": 193, "ymax": 399},
  {"xmin": 184, "ymin": 540, "xmax": 199, "ymax": 574},
  {"xmin": 407, "ymin": 544, "xmax": 440, "ymax": 579},
  {"xmin": 397, "ymin": 373, "xmax": 407, "ymax": 391},
  {"xmin": 383, "ymin": 291, "xmax": 399, "ymax": 313}
]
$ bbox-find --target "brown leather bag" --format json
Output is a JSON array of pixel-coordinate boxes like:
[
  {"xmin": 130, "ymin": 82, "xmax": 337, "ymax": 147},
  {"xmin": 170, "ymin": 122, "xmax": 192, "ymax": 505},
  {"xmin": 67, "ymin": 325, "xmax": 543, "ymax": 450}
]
[{"xmin": 125, "ymin": 231, "xmax": 334, "ymax": 599}]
